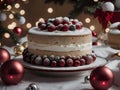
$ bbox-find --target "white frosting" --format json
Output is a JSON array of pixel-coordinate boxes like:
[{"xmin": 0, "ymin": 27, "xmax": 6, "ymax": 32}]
[
  {"xmin": 29, "ymin": 27, "xmax": 91, "ymax": 36},
  {"xmin": 28, "ymin": 41, "xmax": 92, "ymax": 52},
  {"xmin": 110, "ymin": 22, "xmax": 120, "ymax": 28},
  {"xmin": 109, "ymin": 22, "xmax": 120, "ymax": 34},
  {"xmin": 109, "ymin": 29, "xmax": 120, "ymax": 34}
]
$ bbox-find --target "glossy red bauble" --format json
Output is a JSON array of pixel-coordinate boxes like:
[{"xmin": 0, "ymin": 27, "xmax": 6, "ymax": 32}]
[
  {"xmin": 1, "ymin": 60, "xmax": 24, "ymax": 85},
  {"xmin": 13, "ymin": 27, "xmax": 22, "ymax": 36},
  {"xmin": 0, "ymin": 48, "xmax": 10, "ymax": 64},
  {"xmin": 90, "ymin": 66, "xmax": 114, "ymax": 90}
]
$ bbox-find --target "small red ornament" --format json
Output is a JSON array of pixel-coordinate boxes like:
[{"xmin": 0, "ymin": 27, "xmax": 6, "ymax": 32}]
[
  {"xmin": 0, "ymin": 48, "xmax": 10, "ymax": 64},
  {"xmin": 0, "ymin": 60, "xmax": 24, "ymax": 85},
  {"xmin": 13, "ymin": 27, "xmax": 22, "ymax": 36},
  {"xmin": 92, "ymin": 31, "xmax": 97, "ymax": 37},
  {"xmin": 90, "ymin": 66, "xmax": 114, "ymax": 90}
]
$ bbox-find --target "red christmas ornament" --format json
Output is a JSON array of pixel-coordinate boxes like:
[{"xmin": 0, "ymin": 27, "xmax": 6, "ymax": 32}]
[
  {"xmin": 90, "ymin": 66, "xmax": 114, "ymax": 90},
  {"xmin": 0, "ymin": 48, "xmax": 10, "ymax": 64},
  {"xmin": 13, "ymin": 27, "xmax": 22, "ymax": 36},
  {"xmin": 0, "ymin": 60, "xmax": 24, "ymax": 85}
]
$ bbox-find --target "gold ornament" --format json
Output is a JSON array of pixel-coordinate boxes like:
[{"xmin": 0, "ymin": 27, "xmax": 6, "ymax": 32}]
[
  {"xmin": 22, "ymin": 41, "xmax": 28, "ymax": 48},
  {"xmin": 14, "ymin": 45, "xmax": 25, "ymax": 56}
]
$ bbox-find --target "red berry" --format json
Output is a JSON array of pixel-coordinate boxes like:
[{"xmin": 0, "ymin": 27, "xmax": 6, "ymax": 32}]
[
  {"xmin": 62, "ymin": 24, "xmax": 69, "ymax": 31},
  {"xmin": 66, "ymin": 58, "xmax": 73, "ymax": 67},
  {"xmin": 38, "ymin": 23, "xmax": 46, "ymax": 30},
  {"xmin": 58, "ymin": 59, "xmax": 65, "ymax": 67},
  {"xmin": 79, "ymin": 58, "xmax": 86, "ymax": 65},
  {"xmin": 63, "ymin": 20, "xmax": 69, "ymax": 24},
  {"xmin": 57, "ymin": 24, "xmax": 63, "ymax": 31},
  {"xmin": 51, "ymin": 60, "xmax": 57, "ymax": 67},
  {"xmin": 43, "ymin": 58, "xmax": 50, "ymax": 66},
  {"xmin": 48, "ymin": 24, "xmax": 56, "ymax": 32},
  {"xmin": 72, "ymin": 20, "xmax": 77, "ymax": 24},
  {"xmin": 54, "ymin": 19, "xmax": 62, "ymax": 26},
  {"xmin": 83, "ymin": 55, "xmax": 93, "ymax": 65},
  {"xmin": 74, "ymin": 60, "xmax": 80, "ymax": 66},
  {"xmin": 76, "ymin": 24, "xmax": 82, "ymax": 30}
]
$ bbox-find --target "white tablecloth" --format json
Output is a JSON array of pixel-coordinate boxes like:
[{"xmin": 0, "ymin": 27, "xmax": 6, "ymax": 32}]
[{"xmin": 1, "ymin": 44, "xmax": 120, "ymax": 90}]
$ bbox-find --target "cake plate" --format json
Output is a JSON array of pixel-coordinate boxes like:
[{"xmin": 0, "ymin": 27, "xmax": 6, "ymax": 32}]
[{"xmin": 19, "ymin": 57, "xmax": 107, "ymax": 76}]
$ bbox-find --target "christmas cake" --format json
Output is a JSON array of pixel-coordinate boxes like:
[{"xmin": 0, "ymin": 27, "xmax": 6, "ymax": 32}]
[
  {"xmin": 23, "ymin": 17, "xmax": 96, "ymax": 67},
  {"xmin": 108, "ymin": 22, "xmax": 120, "ymax": 50}
]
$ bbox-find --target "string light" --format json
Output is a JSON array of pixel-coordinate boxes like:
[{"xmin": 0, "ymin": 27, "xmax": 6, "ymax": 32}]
[
  {"xmin": 12, "ymin": 22, "xmax": 17, "ymax": 27},
  {"xmin": 47, "ymin": 7, "xmax": 53, "ymax": 13},
  {"xmin": 7, "ymin": 5, "xmax": 12, "ymax": 10},
  {"xmin": 9, "ymin": 14, "xmax": 14, "ymax": 19},
  {"xmin": 39, "ymin": 18, "xmax": 45, "ymax": 23},
  {"xmin": 90, "ymin": 25, "xmax": 95, "ymax": 31},
  {"xmin": 105, "ymin": 28, "xmax": 110, "ymax": 33},
  {"xmin": 85, "ymin": 18, "xmax": 91, "ymax": 23},
  {"xmin": 26, "ymin": 23, "xmax": 32, "ymax": 28},
  {"xmin": 20, "ymin": 10, "xmax": 25, "ymax": 15},
  {"xmin": 4, "ymin": 33, "xmax": 10, "ymax": 38},
  {"xmin": 15, "ymin": 3, "xmax": 20, "ymax": 8}
]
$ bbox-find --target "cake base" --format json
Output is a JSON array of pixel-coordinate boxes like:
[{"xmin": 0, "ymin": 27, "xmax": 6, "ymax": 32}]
[{"xmin": 22, "ymin": 48, "xmax": 96, "ymax": 67}]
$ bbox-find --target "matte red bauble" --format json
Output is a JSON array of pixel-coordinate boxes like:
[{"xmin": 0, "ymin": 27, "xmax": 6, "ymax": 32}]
[
  {"xmin": 90, "ymin": 66, "xmax": 114, "ymax": 90},
  {"xmin": 0, "ymin": 48, "xmax": 10, "ymax": 64},
  {"xmin": 0, "ymin": 60, "xmax": 24, "ymax": 85},
  {"xmin": 13, "ymin": 27, "xmax": 22, "ymax": 36}
]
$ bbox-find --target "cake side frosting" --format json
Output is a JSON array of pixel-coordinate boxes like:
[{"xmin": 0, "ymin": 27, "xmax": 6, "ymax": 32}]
[{"xmin": 28, "ymin": 41, "xmax": 92, "ymax": 52}]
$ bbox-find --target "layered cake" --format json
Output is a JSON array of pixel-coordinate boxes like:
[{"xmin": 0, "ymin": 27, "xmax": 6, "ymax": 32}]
[
  {"xmin": 23, "ymin": 17, "xmax": 96, "ymax": 67},
  {"xmin": 108, "ymin": 22, "xmax": 120, "ymax": 50}
]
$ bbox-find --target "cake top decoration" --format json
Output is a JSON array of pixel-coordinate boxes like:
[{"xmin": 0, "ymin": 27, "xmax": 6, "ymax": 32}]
[{"xmin": 37, "ymin": 17, "xmax": 83, "ymax": 32}]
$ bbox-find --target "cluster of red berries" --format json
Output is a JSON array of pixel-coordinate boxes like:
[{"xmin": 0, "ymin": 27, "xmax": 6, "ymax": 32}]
[
  {"xmin": 23, "ymin": 49, "xmax": 96, "ymax": 67},
  {"xmin": 37, "ymin": 17, "xmax": 83, "ymax": 32}
]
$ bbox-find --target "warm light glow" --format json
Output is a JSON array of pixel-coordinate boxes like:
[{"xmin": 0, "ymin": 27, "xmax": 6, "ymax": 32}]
[
  {"xmin": 93, "ymin": 0, "xmax": 99, "ymax": 2},
  {"xmin": 15, "ymin": 3, "xmax": 20, "ymax": 8},
  {"xmin": 47, "ymin": 7, "xmax": 53, "ymax": 13},
  {"xmin": 39, "ymin": 18, "xmax": 45, "ymax": 23},
  {"xmin": 0, "ymin": 42, "xmax": 2, "ymax": 46},
  {"xmin": 12, "ymin": 22, "xmax": 17, "ymax": 27},
  {"xmin": 117, "ymin": 52, "xmax": 120, "ymax": 57},
  {"xmin": 90, "ymin": 25, "xmax": 95, "ymax": 31},
  {"xmin": 7, "ymin": 5, "xmax": 12, "ymax": 10},
  {"xmin": 85, "ymin": 18, "xmax": 91, "ymax": 23},
  {"xmin": 22, "ymin": 0, "xmax": 27, "ymax": 1},
  {"xmin": 20, "ymin": 10, "xmax": 25, "ymax": 15},
  {"xmin": 26, "ymin": 23, "xmax": 32, "ymax": 28},
  {"xmin": 105, "ymin": 28, "xmax": 110, "ymax": 33},
  {"xmin": 4, "ymin": 33, "xmax": 10, "ymax": 38},
  {"xmin": 9, "ymin": 14, "xmax": 14, "ymax": 19},
  {"xmin": 8, "ymin": 24, "xmax": 14, "ymax": 29}
]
